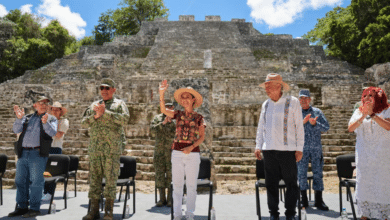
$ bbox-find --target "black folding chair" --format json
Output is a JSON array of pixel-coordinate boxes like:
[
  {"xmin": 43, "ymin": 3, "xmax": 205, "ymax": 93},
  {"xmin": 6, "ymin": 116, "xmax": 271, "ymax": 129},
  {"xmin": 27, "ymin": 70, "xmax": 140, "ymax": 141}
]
[
  {"xmin": 88, "ymin": 156, "xmax": 137, "ymax": 219},
  {"xmin": 64, "ymin": 155, "xmax": 79, "ymax": 198},
  {"xmin": 336, "ymin": 154, "xmax": 357, "ymax": 220},
  {"xmin": 0, "ymin": 154, "xmax": 8, "ymax": 206},
  {"xmin": 44, "ymin": 154, "xmax": 70, "ymax": 214},
  {"xmin": 255, "ymin": 159, "xmax": 301, "ymax": 220},
  {"xmin": 171, "ymin": 156, "xmax": 213, "ymax": 220}
]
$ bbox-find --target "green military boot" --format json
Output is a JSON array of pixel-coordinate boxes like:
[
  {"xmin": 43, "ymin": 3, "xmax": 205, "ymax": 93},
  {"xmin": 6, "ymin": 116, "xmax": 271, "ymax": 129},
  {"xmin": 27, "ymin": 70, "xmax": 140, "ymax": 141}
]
[
  {"xmin": 82, "ymin": 199, "xmax": 100, "ymax": 220},
  {"xmin": 166, "ymin": 188, "xmax": 172, "ymax": 207},
  {"xmin": 156, "ymin": 188, "xmax": 166, "ymax": 207},
  {"xmin": 103, "ymin": 198, "xmax": 114, "ymax": 220}
]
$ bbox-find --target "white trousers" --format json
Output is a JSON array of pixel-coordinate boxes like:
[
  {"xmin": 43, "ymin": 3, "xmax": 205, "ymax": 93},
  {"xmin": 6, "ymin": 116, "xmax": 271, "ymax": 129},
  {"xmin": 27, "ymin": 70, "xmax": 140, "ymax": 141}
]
[{"xmin": 171, "ymin": 150, "xmax": 200, "ymax": 218}]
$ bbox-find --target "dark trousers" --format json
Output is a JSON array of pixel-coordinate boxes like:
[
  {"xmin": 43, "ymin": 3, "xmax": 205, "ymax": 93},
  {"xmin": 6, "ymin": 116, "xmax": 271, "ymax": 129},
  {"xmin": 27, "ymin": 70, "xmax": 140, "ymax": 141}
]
[
  {"xmin": 44, "ymin": 147, "xmax": 62, "ymax": 195},
  {"xmin": 263, "ymin": 150, "xmax": 299, "ymax": 217}
]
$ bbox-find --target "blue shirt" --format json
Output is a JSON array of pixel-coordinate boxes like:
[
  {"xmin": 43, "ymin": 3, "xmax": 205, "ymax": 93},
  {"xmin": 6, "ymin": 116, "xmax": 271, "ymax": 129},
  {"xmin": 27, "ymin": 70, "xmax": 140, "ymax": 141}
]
[
  {"xmin": 302, "ymin": 106, "xmax": 329, "ymax": 149},
  {"xmin": 13, "ymin": 113, "xmax": 58, "ymax": 148}
]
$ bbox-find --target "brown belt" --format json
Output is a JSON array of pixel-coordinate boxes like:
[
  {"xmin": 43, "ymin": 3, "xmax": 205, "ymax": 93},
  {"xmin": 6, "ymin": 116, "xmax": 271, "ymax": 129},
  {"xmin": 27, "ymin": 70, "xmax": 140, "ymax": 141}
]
[{"xmin": 23, "ymin": 146, "xmax": 40, "ymax": 150}]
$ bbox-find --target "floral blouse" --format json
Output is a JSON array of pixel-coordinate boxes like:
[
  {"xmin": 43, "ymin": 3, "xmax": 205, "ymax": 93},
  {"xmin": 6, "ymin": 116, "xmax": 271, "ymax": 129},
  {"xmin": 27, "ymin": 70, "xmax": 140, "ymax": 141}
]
[{"xmin": 172, "ymin": 110, "xmax": 206, "ymax": 152}]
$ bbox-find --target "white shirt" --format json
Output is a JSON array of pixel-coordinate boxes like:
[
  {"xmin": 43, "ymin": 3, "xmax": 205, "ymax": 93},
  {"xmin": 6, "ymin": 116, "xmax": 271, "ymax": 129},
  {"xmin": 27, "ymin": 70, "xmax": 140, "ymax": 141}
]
[
  {"xmin": 51, "ymin": 118, "xmax": 69, "ymax": 149},
  {"xmin": 255, "ymin": 95, "xmax": 304, "ymax": 152}
]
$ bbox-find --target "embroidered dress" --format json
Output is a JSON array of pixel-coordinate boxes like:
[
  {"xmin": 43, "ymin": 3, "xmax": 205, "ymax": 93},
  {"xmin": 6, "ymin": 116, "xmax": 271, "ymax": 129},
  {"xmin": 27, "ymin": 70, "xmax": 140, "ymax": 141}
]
[
  {"xmin": 172, "ymin": 110, "xmax": 206, "ymax": 152},
  {"xmin": 349, "ymin": 108, "xmax": 390, "ymax": 219}
]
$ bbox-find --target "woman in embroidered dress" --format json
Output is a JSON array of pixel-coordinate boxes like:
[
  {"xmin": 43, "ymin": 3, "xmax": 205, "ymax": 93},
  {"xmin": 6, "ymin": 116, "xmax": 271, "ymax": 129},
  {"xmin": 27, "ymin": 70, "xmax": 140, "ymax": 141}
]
[
  {"xmin": 348, "ymin": 87, "xmax": 390, "ymax": 220},
  {"xmin": 159, "ymin": 79, "xmax": 206, "ymax": 220}
]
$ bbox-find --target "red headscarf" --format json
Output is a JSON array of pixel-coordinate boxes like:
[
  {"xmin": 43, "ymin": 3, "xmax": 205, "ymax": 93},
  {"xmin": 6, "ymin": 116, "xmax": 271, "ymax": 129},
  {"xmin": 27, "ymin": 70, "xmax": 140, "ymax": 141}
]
[{"xmin": 359, "ymin": 87, "xmax": 390, "ymax": 114}]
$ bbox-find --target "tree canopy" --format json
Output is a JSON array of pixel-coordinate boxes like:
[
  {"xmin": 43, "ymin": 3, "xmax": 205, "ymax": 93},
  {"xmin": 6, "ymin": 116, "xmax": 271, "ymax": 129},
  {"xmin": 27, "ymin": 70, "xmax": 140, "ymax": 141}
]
[
  {"xmin": 93, "ymin": 0, "xmax": 169, "ymax": 45},
  {"xmin": 303, "ymin": 0, "xmax": 390, "ymax": 69},
  {"xmin": 0, "ymin": 10, "xmax": 75, "ymax": 83}
]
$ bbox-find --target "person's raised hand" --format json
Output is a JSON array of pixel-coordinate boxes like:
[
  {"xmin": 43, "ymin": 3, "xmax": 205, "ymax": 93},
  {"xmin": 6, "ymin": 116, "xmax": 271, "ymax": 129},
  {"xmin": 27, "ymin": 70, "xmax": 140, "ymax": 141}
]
[
  {"xmin": 295, "ymin": 151, "xmax": 303, "ymax": 162},
  {"xmin": 159, "ymin": 79, "xmax": 169, "ymax": 95},
  {"xmin": 309, "ymin": 116, "xmax": 318, "ymax": 125},
  {"xmin": 41, "ymin": 113, "xmax": 48, "ymax": 124},
  {"xmin": 14, "ymin": 105, "xmax": 25, "ymax": 119},
  {"xmin": 162, "ymin": 116, "xmax": 172, "ymax": 125},
  {"xmin": 255, "ymin": 149, "xmax": 262, "ymax": 160},
  {"xmin": 303, "ymin": 114, "xmax": 311, "ymax": 124}
]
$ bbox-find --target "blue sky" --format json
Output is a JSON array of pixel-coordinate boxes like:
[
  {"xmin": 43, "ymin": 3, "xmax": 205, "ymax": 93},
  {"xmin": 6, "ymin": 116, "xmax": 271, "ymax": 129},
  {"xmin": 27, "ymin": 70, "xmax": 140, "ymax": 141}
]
[{"xmin": 0, "ymin": 0, "xmax": 351, "ymax": 39}]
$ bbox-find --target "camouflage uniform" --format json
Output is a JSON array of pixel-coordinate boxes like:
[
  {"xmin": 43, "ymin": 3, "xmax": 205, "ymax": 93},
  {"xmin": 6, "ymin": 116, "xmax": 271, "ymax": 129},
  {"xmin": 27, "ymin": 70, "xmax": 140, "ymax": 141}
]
[
  {"xmin": 81, "ymin": 98, "xmax": 129, "ymax": 200},
  {"xmin": 151, "ymin": 113, "xmax": 176, "ymax": 188}
]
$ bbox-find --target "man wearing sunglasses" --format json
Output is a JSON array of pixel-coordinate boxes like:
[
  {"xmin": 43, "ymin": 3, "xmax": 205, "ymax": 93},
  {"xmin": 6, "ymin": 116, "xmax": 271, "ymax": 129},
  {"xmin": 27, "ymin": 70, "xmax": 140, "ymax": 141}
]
[
  {"xmin": 9, "ymin": 94, "xmax": 58, "ymax": 218},
  {"xmin": 81, "ymin": 78, "xmax": 130, "ymax": 220}
]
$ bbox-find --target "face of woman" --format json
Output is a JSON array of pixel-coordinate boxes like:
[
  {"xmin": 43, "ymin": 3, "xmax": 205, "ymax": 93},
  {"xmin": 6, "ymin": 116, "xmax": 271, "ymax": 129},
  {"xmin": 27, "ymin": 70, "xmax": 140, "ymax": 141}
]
[
  {"xmin": 363, "ymin": 90, "xmax": 375, "ymax": 107},
  {"xmin": 180, "ymin": 92, "xmax": 195, "ymax": 108}
]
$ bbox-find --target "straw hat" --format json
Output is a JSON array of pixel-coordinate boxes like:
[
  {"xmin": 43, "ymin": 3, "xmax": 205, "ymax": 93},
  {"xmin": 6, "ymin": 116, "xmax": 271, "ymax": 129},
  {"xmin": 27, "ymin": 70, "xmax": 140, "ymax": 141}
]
[
  {"xmin": 50, "ymin": 102, "xmax": 68, "ymax": 117},
  {"xmin": 174, "ymin": 87, "xmax": 203, "ymax": 109},
  {"xmin": 259, "ymin": 73, "xmax": 290, "ymax": 92}
]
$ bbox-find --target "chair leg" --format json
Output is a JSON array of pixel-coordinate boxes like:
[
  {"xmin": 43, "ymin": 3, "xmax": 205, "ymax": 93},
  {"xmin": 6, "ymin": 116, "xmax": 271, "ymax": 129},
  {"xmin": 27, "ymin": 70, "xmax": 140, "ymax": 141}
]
[
  {"xmin": 0, "ymin": 178, "xmax": 2, "ymax": 206},
  {"xmin": 118, "ymin": 186, "xmax": 123, "ymax": 202},
  {"xmin": 339, "ymin": 183, "xmax": 343, "ymax": 215},
  {"xmin": 74, "ymin": 176, "xmax": 77, "ymax": 197},
  {"xmin": 255, "ymin": 183, "xmax": 261, "ymax": 220},
  {"xmin": 208, "ymin": 185, "xmax": 213, "ymax": 220},
  {"xmin": 133, "ymin": 182, "xmax": 136, "ymax": 213},
  {"xmin": 88, "ymin": 199, "xmax": 91, "ymax": 212},
  {"xmin": 155, "ymin": 185, "xmax": 157, "ymax": 204},
  {"xmin": 347, "ymin": 185, "xmax": 357, "ymax": 220},
  {"xmin": 63, "ymin": 178, "xmax": 68, "ymax": 200},
  {"xmin": 122, "ymin": 185, "xmax": 129, "ymax": 219},
  {"xmin": 171, "ymin": 183, "xmax": 174, "ymax": 220}
]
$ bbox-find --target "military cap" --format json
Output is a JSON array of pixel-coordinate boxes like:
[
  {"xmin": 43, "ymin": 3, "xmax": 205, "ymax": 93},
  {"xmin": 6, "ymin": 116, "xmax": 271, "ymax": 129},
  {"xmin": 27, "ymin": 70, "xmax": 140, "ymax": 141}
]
[{"xmin": 100, "ymin": 78, "xmax": 115, "ymax": 88}]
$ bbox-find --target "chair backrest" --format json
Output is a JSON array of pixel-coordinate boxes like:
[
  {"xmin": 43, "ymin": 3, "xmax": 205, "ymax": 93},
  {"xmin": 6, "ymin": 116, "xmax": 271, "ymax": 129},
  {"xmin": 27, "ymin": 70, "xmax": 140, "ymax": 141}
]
[
  {"xmin": 45, "ymin": 154, "xmax": 70, "ymax": 177},
  {"xmin": 118, "ymin": 156, "xmax": 137, "ymax": 179},
  {"xmin": 0, "ymin": 154, "xmax": 8, "ymax": 176},
  {"xmin": 198, "ymin": 157, "xmax": 211, "ymax": 180},
  {"xmin": 256, "ymin": 159, "xmax": 265, "ymax": 179},
  {"xmin": 68, "ymin": 155, "xmax": 79, "ymax": 172},
  {"xmin": 336, "ymin": 154, "xmax": 355, "ymax": 179}
]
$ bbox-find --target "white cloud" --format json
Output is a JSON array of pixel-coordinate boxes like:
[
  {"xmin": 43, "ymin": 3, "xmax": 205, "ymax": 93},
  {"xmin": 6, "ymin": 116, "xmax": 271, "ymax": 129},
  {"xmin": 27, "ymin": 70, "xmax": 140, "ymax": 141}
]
[
  {"xmin": 247, "ymin": 0, "xmax": 343, "ymax": 28},
  {"xmin": 37, "ymin": 0, "xmax": 87, "ymax": 38},
  {"xmin": 0, "ymin": 4, "xmax": 8, "ymax": 17},
  {"xmin": 20, "ymin": 4, "xmax": 33, "ymax": 14}
]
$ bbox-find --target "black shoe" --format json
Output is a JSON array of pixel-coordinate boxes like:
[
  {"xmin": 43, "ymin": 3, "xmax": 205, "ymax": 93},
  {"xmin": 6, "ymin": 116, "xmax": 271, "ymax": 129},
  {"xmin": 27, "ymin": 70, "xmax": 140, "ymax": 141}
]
[
  {"xmin": 314, "ymin": 191, "xmax": 329, "ymax": 211},
  {"xmin": 8, "ymin": 208, "xmax": 29, "ymax": 217},
  {"xmin": 286, "ymin": 216, "xmax": 296, "ymax": 220},
  {"xmin": 22, "ymin": 210, "xmax": 41, "ymax": 218},
  {"xmin": 300, "ymin": 190, "xmax": 309, "ymax": 209},
  {"xmin": 270, "ymin": 215, "xmax": 280, "ymax": 220}
]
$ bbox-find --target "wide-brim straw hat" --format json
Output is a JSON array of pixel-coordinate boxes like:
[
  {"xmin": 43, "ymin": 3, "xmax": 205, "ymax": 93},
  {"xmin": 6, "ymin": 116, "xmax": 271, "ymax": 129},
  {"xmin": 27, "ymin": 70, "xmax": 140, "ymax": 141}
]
[
  {"xmin": 174, "ymin": 87, "xmax": 203, "ymax": 109},
  {"xmin": 259, "ymin": 73, "xmax": 290, "ymax": 92},
  {"xmin": 50, "ymin": 101, "xmax": 68, "ymax": 117}
]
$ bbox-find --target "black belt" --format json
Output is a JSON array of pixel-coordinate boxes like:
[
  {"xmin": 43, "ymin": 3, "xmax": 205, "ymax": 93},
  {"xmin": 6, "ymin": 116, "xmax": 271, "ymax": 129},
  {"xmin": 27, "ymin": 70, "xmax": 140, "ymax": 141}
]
[{"xmin": 23, "ymin": 146, "xmax": 40, "ymax": 150}]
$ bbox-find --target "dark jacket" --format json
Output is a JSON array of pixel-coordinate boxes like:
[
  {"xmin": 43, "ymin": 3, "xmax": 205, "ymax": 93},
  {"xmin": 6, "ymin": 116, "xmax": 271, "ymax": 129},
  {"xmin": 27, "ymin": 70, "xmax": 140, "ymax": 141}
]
[{"xmin": 14, "ymin": 113, "xmax": 53, "ymax": 158}]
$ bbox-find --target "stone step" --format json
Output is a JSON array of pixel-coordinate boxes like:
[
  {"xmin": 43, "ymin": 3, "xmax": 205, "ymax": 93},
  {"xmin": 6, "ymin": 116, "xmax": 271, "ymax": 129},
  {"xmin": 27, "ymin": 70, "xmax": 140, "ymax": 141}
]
[
  {"xmin": 321, "ymin": 139, "xmax": 355, "ymax": 146},
  {"xmin": 323, "ymin": 146, "xmax": 355, "ymax": 152},
  {"xmin": 212, "ymin": 139, "xmax": 255, "ymax": 147},
  {"xmin": 214, "ymin": 157, "xmax": 255, "ymax": 166},
  {"xmin": 321, "ymin": 134, "xmax": 355, "ymax": 139},
  {"xmin": 323, "ymin": 151, "xmax": 355, "ymax": 158},
  {"xmin": 212, "ymin": 146, "xmax": 254, "ymax": 153},
  {"xmin": 127, "ymin": 139, "xmax": 155, "ymax": 145},
  {"xmin": 215, "ymin": 173, "xmax": 257, "ymax": 181},
  {"xmin": 135, "ymin": 171, "xmax": 155, "ymax": 181},
  {"xmin": 214, "ymin": 152, "xmax": 253, "ymax": 158},
  {"xmin": 128, "ymin": 145, "xmax": 154, "ymax": 151},
  {"xmin": 215, "ymin": 165, "xmax": 256, "ymax": 174},
  {"xmin": 124, "ymin": 149, "xmax": 154, "ymax": 157}
]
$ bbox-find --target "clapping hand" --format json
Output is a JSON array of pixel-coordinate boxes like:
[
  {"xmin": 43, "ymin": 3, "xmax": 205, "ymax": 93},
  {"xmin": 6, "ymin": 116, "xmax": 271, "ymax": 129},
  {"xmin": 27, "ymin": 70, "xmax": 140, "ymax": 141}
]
[
  {"xmin": 303, "ymin": 114, "xmax": 311, "ymax": 124},
  {"xmin": 14, "ymin": 105, "xmax": 25, "ymax": 119},
  {"xmin": 93, "ymin": 102, "xmax": 106, "ymax": 118},
  {"xmin": 309, "ymin": 116, "xmax": 318, "ymax": 125},
  {"xmin": 41, "ymin": 113, "xmax": 48, "ymax": 124},
  {"xmin": 361, "ymin": 99, "xmax": 374, "ymax": 116}
]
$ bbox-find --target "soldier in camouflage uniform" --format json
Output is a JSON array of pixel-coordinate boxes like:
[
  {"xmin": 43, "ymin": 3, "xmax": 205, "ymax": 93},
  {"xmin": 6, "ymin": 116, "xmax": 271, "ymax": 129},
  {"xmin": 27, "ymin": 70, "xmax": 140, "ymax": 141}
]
[
  {"xmin": 81, "ymin": 78, "xmax": 130, "ymax": 220},
  {"xmin": 298, "ymin": 89, "xmax": 330, "ymax": 211},
  {"xmin": 151, "ymin": 102, "xmax": 176, "ymax": 207}
]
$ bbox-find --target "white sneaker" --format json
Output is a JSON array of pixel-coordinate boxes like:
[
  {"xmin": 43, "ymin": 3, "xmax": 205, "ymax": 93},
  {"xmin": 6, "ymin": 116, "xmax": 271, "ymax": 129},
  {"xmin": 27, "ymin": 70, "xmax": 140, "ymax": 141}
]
[{"xmin": 42, "ymin": 193, "xmax": 52, "ymax": 201}]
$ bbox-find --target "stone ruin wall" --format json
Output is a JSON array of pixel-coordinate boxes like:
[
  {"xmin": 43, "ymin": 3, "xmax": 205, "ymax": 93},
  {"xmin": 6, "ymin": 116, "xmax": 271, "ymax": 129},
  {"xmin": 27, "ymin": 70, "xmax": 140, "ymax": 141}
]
[{"xmin": 0, "ymin": 15, "xmax": 372, "ymax": 186}]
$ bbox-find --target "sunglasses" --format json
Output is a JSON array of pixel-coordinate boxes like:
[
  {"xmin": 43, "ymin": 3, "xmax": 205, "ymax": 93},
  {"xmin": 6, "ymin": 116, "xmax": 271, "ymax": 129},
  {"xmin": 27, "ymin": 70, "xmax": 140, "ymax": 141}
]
[
  {"xmin": 37, "ymin": 101, "xmax": 48, "ymax": 106},
  {"xmin": 100, "ymin": 86, "xmax": 111, "ymax": 91}
]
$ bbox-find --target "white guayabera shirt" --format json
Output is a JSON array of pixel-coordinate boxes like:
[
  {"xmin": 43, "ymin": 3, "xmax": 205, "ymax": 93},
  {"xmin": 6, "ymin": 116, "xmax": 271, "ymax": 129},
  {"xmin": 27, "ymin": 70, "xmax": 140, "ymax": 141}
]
[{"xmin": 255, "ymin": 95, "xmax": 304, "ymax": 152}]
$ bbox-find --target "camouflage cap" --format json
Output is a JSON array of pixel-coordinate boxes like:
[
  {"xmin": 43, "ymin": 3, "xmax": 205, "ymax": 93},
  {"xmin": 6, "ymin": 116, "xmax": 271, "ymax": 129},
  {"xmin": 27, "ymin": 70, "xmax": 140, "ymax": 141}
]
[
  {"xmin": 37, "ymin": 96, "xmax": 50, "ymax": 103},
  {"xmin": 100, "ymin": 78, "xmax": 115, "ymax": 88}
]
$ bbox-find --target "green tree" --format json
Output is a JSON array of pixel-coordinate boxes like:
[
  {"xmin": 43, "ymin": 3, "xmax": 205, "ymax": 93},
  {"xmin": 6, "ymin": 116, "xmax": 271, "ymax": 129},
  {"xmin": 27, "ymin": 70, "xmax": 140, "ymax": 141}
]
[
  {"xmin": 303, "ymin": 0, "xmax": 390, "ymax": 68},
  {"xmin": 42, "ymin": 20, "xmax": 74, "ymax": 58},
  {"xmin": 93, "ymin": 0, "xmax": 169, "ymax": 45},
  {"xmin": 5, "ymin": 9, "xmax": 42, "ymax": 40}
]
